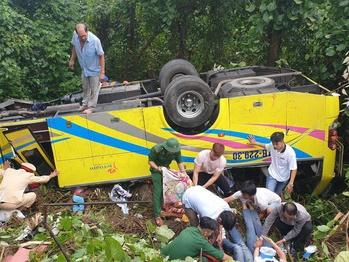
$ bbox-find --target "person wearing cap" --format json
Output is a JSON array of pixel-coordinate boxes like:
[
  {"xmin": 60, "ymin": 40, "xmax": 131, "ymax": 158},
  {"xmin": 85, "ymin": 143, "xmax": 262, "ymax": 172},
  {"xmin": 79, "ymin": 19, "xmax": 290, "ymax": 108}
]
[
  {"xmin": 192, "ymin": 143, "xmax": 232, "ymax": 197},
  {"xmin": 0, "ymin": 162, "xmax": 58, "ymax": 211},
  {"xmin": 148, "ymin": 138, "xmax": 186, "ymax": 226}
]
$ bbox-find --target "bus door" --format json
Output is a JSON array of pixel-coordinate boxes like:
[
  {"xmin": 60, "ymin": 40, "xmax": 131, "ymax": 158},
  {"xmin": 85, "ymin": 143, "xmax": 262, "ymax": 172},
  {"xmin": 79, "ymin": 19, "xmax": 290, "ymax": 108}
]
[
  {"xmin": 0, "ymin": 129, "xmax": 15, "ymax": 169},
  {"xmin": 4, "ymin": 128, "xmax": 54, "ymax": 175}
]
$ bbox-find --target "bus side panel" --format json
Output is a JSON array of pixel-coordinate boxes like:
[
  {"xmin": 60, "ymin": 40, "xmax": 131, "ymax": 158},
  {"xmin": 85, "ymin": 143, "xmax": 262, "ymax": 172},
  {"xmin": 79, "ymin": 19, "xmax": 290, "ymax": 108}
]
[
  {"xmin": 314, "ymin": 96, "xmax": 339, "ymax": 194},
  {"xmin": 48, "ymin": 108, "xmax": 150, "ymax": 187},
  {"xmin": 225, "ymin": 93, "xmax": 288, "ymax": 165},
  {"xmin": 285, "ymin": 92, "xmax": 336, "ymax": 193}
]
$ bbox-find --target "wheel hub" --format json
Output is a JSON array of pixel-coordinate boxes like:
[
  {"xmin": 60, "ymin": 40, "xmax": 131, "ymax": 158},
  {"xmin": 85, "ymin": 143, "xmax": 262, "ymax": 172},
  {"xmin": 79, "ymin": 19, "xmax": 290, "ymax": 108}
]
[{"xmin": 177, "ymin": 91, "xmax": 204, "ymax": 118}]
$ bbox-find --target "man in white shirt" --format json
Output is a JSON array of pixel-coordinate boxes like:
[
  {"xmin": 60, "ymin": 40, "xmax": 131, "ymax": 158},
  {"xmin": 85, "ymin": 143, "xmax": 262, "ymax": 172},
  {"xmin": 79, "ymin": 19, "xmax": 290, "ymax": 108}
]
[
  {"xmin": 182, "ymin": 186, "xmax": 253, "ymax": 261},
  {"xmin": 225, "ymin": 181, "xmax": 281, "ymax": 214},
  {"xmin": 224, "ymin": 181, "xmax": 281, "ymax": 253},
  {"xmin": 182, "ymin": 186, "xmax": 234, "ymax": 227},
  {"xmin": 192, "ymin": 143, "xmax": 232, "ymax": 197},
  {"xmin": 248, "ymin": 132, "xmax": 297, "ymax": 195}
]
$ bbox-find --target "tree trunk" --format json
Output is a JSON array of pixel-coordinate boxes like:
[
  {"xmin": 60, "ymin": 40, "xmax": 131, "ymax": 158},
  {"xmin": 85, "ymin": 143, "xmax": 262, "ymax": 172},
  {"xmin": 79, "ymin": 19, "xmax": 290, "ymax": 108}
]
[
  {"xmin": 127, "ymin": 1, "xmax": 136, "ymax": 77},
  {"xmin": 176, "ymin": 16, "xmax": 187, "ymax": 58},
  {"xmin": 266, "ymin": 26, "xmax": 282, "ymax": 66}
]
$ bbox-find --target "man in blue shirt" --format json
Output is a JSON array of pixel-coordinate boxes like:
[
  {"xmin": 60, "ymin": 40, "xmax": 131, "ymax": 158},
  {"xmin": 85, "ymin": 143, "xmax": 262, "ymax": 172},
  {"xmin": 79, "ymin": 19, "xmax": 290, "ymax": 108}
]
[{"xmin": 69, "ymin": 23, "xmax": 105, "ymax": 114}]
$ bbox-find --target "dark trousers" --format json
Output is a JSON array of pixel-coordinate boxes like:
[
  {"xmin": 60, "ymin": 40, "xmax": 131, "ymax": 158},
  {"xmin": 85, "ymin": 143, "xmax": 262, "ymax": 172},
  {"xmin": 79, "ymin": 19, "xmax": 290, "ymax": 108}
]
[
  {"xmin": 195, "ymin": 172, "xmax": 232, "ymax": 197},
  {"xmin": 274, "ymin": 218, "xmax": 312, "ymax": 251}
]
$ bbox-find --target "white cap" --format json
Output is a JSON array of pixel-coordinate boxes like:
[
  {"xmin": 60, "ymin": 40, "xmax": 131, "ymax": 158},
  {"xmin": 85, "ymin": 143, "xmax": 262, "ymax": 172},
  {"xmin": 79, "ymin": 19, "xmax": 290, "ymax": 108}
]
[{"xmin": 21, "ymin": 162, "xmax": 36, "ymax": 172}]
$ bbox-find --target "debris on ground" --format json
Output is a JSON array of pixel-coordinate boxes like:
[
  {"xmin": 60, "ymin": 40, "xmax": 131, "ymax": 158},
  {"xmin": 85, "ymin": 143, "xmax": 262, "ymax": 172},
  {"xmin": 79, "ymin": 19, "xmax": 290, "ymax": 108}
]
[{"xmin": 109, "ymin": 184, "xmax": 132, "ymax": 215}]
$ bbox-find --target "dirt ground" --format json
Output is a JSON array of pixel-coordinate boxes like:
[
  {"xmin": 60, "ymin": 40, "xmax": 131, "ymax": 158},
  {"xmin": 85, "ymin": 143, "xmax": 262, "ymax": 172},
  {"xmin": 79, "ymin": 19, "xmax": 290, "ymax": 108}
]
[{"xmin": 1, "ymin": 181, "xmax": 187, "ymax": 259}]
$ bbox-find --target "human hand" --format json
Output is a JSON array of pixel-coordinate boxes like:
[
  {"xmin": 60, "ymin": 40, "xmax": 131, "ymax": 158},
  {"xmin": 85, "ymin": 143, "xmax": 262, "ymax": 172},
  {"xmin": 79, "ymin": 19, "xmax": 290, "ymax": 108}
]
[
  {"xmin": 49, "ymin": 170, "xmax": 59, "ymax": 178},
  {"xmin": 179, "ymin": 170, "xmax": 188, "ymax": 177},
  {"xmin": 247, "ymin": 135, "xmax": 256, "ymax": 145},
  {"xmin": 275, "ymin": 239, "xmax": 286, "ymax": 246},
  {"xmin": 286, "ymin": 183, "xmax": 294, "ymax": 193},
  {"xmin": 255, "ymin": 237, "xmax": 263, "ymax": 248},
  {"xmin": 68, "ymin": 60, "xmax": 75, "ymax": 70},
  {"xmin": 261, "ymin": 235, "xmax": 276, "ymax": 246},
  {"xmin": 3, "ymin": 160, "xmax": 10, "ymax": 170},
  {"xmin": 99, "ymin": 73, "xmax": 105, "ymax": 82}
]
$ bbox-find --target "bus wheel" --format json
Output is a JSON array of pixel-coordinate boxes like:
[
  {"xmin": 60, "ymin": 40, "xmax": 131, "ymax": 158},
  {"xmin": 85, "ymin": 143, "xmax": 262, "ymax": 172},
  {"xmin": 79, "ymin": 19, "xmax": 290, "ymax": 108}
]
[
  {"xmin": 164, "ymin": 75, "xmax": 215, "ymax": 128},
  {"xmin": 159, "ymin": 59, "xmax": 199, "ymax": 94}
]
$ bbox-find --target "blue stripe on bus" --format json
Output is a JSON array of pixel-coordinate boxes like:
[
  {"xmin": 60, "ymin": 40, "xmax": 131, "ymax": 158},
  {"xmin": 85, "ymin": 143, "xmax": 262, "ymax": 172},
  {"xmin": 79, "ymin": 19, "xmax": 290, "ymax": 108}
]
[
  {"xmin": 49, "ymin": 118, "xmax": 310, "ymax": 162},
  {"xmin": 48, "ymin": 117, "xmax": 150, "ymax": 155}
]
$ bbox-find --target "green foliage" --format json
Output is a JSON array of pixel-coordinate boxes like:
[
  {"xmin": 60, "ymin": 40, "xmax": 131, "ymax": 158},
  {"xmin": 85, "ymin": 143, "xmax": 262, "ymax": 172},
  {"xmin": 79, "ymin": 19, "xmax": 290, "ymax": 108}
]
[
  {"xmin": 1, "ymin": 0, "xmax": 348, "ymax": 102},
  {"xmin": 0, "ymin": 0, "xmax": 86, "ymax": 101}
]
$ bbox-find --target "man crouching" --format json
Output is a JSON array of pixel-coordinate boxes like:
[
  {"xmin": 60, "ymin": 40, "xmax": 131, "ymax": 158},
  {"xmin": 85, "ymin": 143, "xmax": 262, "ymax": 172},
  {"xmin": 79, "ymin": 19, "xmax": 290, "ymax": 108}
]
[{"xmin": 0, "ymin": 161, "xmax": 58, "ymax": 211}]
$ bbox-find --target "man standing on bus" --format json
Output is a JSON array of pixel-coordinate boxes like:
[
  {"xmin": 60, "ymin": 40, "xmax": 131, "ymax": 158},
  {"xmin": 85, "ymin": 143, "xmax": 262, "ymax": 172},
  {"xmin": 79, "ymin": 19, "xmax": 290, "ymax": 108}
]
[
  {"xmin": 192, "ymin": 143, "xmax": 232, "ymax": 197},
  {"xmin": 248, "ymin": 132, "xmax": 297, "ymax": 195},
  {"xmin": 69, "ymin": 23, "xmax": 105, "ymax": 114},
  {"xmin": 148, "ymin": 138, "xmax": 186, "ymax": 226}
]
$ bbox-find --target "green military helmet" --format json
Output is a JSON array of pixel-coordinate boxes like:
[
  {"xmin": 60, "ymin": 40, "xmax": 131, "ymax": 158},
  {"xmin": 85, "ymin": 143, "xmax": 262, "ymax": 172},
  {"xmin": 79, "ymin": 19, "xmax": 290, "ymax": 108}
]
[{"xmin": 162, "ymin": 138, "xmax": 180, "ymax": 153}]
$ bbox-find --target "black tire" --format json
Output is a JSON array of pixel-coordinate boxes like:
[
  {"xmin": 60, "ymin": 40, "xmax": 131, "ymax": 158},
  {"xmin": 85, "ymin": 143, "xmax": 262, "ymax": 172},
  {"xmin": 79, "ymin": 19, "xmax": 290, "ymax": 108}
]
[
  {"xmin": 164, "ymin": 75, "xmax": 215, "ymax": 128},
  {"xmin": 220, "ymin": 76, "xmax": 275, "ymax": 97},
  {"xmin": 159, "ymin": 59, "xmax": 199, "ymax": 94}
]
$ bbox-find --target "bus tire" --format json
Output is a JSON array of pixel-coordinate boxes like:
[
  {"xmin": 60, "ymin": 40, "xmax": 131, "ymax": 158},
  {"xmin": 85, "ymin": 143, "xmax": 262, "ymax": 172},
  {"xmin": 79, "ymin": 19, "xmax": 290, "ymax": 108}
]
[
  {"xmin": 159, "ymin": 59, "xmax": 199, "ymax": 94},
  {"xmin": 164, "ymin": 75, "xmax": 215, "ymax": 128}
]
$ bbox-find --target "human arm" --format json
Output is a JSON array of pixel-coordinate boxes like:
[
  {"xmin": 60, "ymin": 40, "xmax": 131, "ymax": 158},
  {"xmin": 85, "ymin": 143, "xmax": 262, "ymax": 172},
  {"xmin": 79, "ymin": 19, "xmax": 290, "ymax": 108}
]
[
  {"xmin": 286, "ymin": 169, "xmax": 297, "ymax": 193},
  {"xmin": 177, "ymin": 162, "xmax": 186, "ymax": 175},
  {"xmin": 99, "ymin": 54, "xmax": 105, "ymax": 81},
  {"xmin": 224, "ymin": 191, "xmax": 240, "ymax": 203},
  {"xmin": 192, "ymin": 163, "xmax": 201, "ymax": 185},
  {"xmin": 202, "ymin": 169, "xmax": 221, "ymax": 189},
  {"xmin": 286, "ymin": 150, "xmax": 297, "ymax": 193},
  {"xmin": 283, "ymin": 218, "xmax": 307, "ymax": 242},
  {"xmin": 247, "ymin": 135, "xmax": 265, "ymax": 148},
  {"xmin": 262, "ymin": 236, "xmax": 287, "ymax": 261},
  {"xmin": 29, "ymin": 170, "xmax": 59, "ymax": 184},
  {"xmin": 261, "ymin": 207, "xmax": 279, "ymax": 237},
  {"xmin": 69, "ymin": 47, "xmax": 77, "ymax": 70},
  {"xmin": 148, "ymin": 147, "xmax": 162, "ymax": 172},
  {"xmin": 254, "ymin": 237, "xmax": 263, "ymax": 258},
  {"xmin": 0, "ymin": 160, "xmax": 10, "ymax": 177},
  {"xmin": 201, "ymin": 239, "xmax": 227, "ymax": 261},
  {"xmin": 148, "ymin": 161, "xmax": 162, "ymax": 172}
]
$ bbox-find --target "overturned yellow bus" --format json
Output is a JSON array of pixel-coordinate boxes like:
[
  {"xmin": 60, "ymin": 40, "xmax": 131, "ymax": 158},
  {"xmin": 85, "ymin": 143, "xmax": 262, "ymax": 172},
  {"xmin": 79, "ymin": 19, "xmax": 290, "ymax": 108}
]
[{"xmin": 0, "ymin": 60, "xmax": 342, "ymax": 194}]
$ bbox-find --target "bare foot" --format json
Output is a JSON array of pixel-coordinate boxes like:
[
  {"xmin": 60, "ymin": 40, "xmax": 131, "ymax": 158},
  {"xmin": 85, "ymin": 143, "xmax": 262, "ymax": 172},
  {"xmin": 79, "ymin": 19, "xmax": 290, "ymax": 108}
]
[
  {"xmin": 155, "ymin": 217, "xmax": 164, "ymax": 226},
  {"xmin": 82, "ymin": 108, "xmax": 93, "ymax": 114},
  {"xmin": 79, "ymin": 105, "xmax": 87, "ymax": 111}
]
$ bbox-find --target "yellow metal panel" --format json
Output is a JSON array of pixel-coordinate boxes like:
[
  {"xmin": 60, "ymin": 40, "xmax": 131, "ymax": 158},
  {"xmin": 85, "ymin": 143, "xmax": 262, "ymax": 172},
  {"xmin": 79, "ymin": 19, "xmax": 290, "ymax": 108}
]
[
  {"xmin": 86, "ymin": 108, "xmax": 146, "ymax": 157},
  {"xmin": 224, "ymin": 93, "xmax": 287, "ymax": 165},
  {"xmin": 48, "ymin": 115, "xmax": 92, "ymax": 161},
  {"xmin": 57, "ymin": 154, "xmax": 149, "ymax": 187}
]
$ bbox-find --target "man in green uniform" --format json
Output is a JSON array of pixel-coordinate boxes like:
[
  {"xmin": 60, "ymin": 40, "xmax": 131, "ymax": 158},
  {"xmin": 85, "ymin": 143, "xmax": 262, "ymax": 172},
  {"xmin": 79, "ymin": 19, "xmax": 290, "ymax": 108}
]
[
  {"xmin": 161, "ymin": 217, "xmax": 233, "ymax": 261},
  {"xmin": 148, "ymin": 138, "xmax": 186, "ymax": 226}
]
